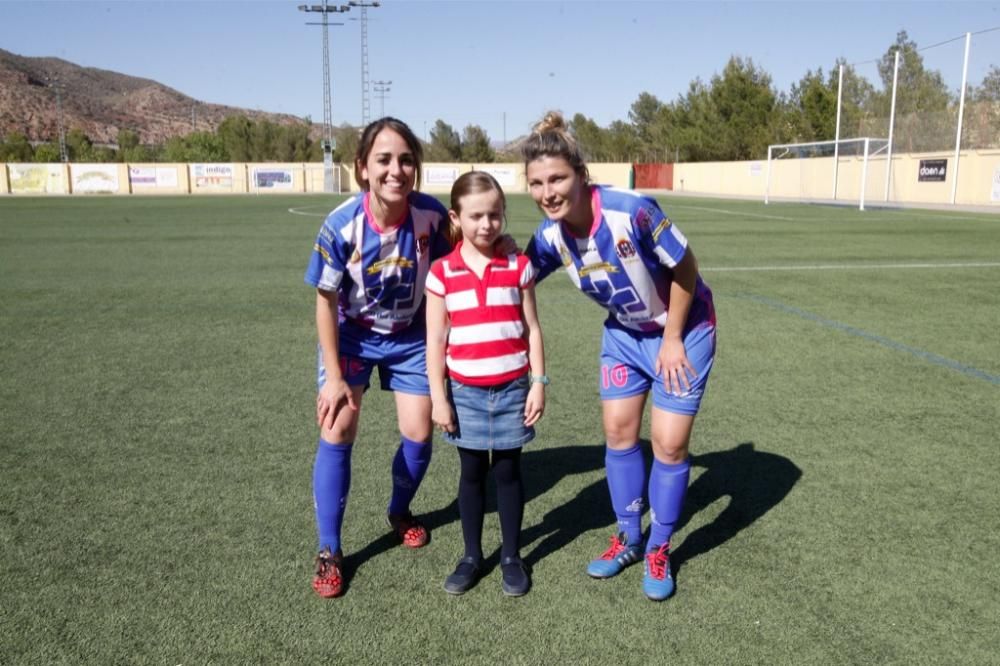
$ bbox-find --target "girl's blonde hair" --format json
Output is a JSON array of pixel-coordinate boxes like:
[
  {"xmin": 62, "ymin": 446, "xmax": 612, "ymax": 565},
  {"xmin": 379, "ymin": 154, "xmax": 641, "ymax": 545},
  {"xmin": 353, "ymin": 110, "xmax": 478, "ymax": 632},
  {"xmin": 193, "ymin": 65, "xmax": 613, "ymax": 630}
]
[{"xmin": 521, "ymin": 111, "xmax": 590, "ymax": 184}]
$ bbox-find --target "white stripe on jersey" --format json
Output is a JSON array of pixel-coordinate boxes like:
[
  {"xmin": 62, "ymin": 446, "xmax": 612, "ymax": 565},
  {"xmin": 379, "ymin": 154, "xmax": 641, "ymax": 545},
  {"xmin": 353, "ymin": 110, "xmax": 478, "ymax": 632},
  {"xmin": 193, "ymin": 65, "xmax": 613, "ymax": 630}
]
[
  {"xmin": 485, "ymin": 286, "xmax": 521, "ymax": 306},
  {"xmin": 424, "ymin": 270, "xmax": 445, "ymax": 296},
  {"xmin": 449, "ymin": 320, "xmax": 524, "ymax": 345},
  {"xmin": 444, "ymin": 289, "xmax": 479, "ymax": 311},
  {"xmin": 654, "ymin": 246, "xmax": 676, "ymax": 268},
  {"xmin": 670, "ymin": 224, "xmax": 687, "ymax": 248},
  {"xmin": 447, "ymin": 351, "xmax": 528, "ymax": 378},
  {"xmin": 318, "ymin": 265, "xmax": 343, "ymax": 291}
]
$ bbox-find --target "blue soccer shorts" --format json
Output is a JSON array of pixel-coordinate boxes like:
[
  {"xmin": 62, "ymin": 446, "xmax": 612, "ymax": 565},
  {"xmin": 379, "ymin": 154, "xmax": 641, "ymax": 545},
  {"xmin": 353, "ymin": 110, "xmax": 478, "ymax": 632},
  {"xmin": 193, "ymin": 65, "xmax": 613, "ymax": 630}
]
[
  {"xmin": 598, "ymin": 322, "xmax": 716, "ymax": 415},
  {"xmin": 317, "ymin": 319, "xmax": 430, "ymax": 395}
]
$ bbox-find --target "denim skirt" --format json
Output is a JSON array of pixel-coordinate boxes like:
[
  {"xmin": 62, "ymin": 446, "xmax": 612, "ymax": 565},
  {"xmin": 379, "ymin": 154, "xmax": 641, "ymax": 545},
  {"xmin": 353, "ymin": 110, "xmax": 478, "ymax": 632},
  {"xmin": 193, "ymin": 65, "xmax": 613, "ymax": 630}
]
[{"xmin": 442, "ymin": 375, "xmax": 535, "ymax": 450}]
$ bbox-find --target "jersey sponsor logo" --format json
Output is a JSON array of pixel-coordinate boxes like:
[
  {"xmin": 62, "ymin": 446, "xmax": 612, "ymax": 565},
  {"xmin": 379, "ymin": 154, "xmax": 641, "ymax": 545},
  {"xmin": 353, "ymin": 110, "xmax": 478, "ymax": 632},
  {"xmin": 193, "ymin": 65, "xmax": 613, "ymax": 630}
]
[
  {"xmin": 315, "ymin": 243, "xmax": 333, "ymax": 265},
  {"xmin": 416, "ymin": 233, "xmax": 430, "ymax": 255},
  {"xmin": 319, "ymin": 226, "xmax": 335, "ymax": 243},
  {"xmin": 366, "ymin": 257, "xmax": 415, "ymax": 274},
  {"xmin": 615, "ymin": 238, "xmax": 637, "ymax": 259},
  {"xmin": 652, "ymin": 218, "xmax": 672, "ymax": 242},
  {"xmin": 583, "ymin": 276, "xmax": 644, "ymax": 316},
  {"xmin": 579, "ymin": 261, "xmax": 619, "ymax": 277},
  {"xmin": 365, "ymin": 273, "xmax": 416, "ymax": 311}
]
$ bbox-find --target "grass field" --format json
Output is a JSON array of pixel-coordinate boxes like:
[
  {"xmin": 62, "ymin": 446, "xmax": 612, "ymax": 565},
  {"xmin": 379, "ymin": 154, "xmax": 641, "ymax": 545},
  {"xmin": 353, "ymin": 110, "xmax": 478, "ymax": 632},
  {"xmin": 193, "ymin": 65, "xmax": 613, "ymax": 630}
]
[{"xmin": 1, "ymin": 192, "xmax": 998, "ymax": 664}]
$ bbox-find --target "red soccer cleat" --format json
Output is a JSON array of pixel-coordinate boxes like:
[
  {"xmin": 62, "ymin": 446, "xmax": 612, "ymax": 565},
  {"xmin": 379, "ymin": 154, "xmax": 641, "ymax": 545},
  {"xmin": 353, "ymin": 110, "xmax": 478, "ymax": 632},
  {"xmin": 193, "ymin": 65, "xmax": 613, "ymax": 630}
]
[
  {"xmin": 387, "ymin": 512, "xmax": 429, "ymax": 548},
  {"xmin": 312, "ymin": 547, "xmax": 344, "ymax": 598}
]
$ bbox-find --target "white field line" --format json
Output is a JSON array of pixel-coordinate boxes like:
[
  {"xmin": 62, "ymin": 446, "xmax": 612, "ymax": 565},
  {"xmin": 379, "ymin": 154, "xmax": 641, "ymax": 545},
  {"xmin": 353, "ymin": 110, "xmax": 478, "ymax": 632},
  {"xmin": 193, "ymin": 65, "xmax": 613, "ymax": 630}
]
[
  {"xmin": 879, "ymin": 211, "xmax": 1000, "ymax": 223},
  {"xmin": 288, "ymin": 206, "xmax": 329, "ymax": 217},
  {"xmin": 668, "ymin": 204, "xmax": 799, "ymax": 221},
  {"xmin": 703, "ymin": 261, "xmax": 1000, "ymax": 273},
  {"xmin": 670, "ymin": 203, "xmax": 998, "ymax": 224}
]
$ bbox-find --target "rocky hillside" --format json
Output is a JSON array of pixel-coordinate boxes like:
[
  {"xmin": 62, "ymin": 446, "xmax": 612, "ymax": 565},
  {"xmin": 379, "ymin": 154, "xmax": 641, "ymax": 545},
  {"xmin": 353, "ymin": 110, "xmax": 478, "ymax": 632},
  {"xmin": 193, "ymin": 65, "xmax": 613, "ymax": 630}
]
[{"xmin": 0, "ymin": 48, "xmax": 313, "ymax": 145}]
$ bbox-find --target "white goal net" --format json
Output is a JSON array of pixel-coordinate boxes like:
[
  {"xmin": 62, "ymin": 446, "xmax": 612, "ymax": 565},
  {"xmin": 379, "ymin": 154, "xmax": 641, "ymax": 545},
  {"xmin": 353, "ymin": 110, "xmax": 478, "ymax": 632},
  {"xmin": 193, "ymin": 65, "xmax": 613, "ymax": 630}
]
[{"xmin": 764, "ymin": 137, "xmax": 890, "ymax": 211}]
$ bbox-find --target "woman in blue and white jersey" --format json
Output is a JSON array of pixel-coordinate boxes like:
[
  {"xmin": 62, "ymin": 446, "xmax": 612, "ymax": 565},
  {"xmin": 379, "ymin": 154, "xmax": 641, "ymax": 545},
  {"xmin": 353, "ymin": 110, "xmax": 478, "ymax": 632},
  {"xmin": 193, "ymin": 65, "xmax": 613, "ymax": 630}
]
[
  {"xmin": 303, "ymin": 117, "xmax": 452, "ymax": 598},
  {"xmin": 523, "ymin": 111, "xmax": 717, "ymax": 602}
]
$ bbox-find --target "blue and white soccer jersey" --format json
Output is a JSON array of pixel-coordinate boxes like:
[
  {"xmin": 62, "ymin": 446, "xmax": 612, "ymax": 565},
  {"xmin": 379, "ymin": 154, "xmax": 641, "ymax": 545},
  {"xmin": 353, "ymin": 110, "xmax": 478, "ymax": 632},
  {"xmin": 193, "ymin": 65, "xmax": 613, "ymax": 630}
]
[
  {"xmin": 526, "ymin": 186, "xmax": 717, "ymax": 414},
  {"xmin": 305, "ymin": 191, "xmax": 451, "ymax": 394}
]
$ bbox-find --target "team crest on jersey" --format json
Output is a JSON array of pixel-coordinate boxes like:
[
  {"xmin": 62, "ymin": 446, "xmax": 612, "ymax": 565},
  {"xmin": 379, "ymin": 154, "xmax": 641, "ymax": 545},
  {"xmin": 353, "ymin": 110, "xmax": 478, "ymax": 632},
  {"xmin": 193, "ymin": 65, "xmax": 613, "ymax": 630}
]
[
  {"xmin": 635, "ymin": 206, "xmax": 655, "ymax": 232},
  {"xmin": 350, "ymin": 249, "xmax": 361, "ymax": 264},
  {"xmin": 615, "ymin": 238, "xmax": 637, "ymax": 259},
  {"xmin": 416, "ymin": 233, "xmax": 429, "ymax": 255}
]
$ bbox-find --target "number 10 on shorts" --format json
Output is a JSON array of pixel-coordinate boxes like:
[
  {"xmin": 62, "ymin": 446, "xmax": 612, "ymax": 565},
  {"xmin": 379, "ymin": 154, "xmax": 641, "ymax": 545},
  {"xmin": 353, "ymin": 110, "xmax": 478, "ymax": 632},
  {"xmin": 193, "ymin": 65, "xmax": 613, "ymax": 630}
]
[{"xmin": 601, "ymin": 364, "xmax": 629, "ymax": 389}]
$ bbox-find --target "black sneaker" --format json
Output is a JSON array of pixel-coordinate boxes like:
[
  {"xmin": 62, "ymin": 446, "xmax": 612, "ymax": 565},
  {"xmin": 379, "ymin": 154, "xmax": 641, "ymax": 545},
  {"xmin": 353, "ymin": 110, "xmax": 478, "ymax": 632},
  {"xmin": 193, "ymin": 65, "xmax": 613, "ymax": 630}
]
[
  {"xmin": 443, "ymin": 556, "xmax": 483, "ymax": 595},
  {"xmin": 500, "ymin": 556, "xmax": 531, "ymax": 597}
]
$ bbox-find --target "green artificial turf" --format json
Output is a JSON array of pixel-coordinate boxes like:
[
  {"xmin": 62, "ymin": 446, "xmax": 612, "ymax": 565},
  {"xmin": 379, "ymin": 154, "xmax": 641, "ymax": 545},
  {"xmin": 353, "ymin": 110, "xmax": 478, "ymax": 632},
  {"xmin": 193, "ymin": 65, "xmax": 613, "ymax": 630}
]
[{"xmin": 1, "ymin": 193, "xmax": 998, "ymax": 664}]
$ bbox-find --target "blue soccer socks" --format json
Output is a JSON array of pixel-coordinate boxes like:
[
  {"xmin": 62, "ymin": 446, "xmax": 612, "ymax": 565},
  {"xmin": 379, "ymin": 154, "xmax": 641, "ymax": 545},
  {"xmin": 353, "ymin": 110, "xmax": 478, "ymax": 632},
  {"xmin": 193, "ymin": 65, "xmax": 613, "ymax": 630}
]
[
  {"xmin": 647, "ymin": 457, "xmax": 691, "ymax": 553},
  {"xmin": 313, "ymin": 439, "xmax": 353, "ymax": 553},
  {"xmin": 388, "ymin": 437, "xmax": 433, "ymax": 516},
  {"xmin": 604, "ymin": 443, "xmax": 646, "ymax": 547}
]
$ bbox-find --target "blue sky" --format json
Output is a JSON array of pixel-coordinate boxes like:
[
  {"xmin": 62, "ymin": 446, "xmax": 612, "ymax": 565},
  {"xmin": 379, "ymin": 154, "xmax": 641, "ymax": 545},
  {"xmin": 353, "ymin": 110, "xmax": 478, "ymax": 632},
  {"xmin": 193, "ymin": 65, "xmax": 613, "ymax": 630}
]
[{"xmin": 2, "ymin": 0, "xmax": 998, "ymax": 143}]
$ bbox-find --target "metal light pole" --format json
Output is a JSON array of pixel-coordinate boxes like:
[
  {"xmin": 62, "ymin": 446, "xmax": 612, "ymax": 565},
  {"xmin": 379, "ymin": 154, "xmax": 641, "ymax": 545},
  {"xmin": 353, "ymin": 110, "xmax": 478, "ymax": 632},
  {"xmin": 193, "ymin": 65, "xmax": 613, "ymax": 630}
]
[
  {"xmin": 372, "ymin": 79, "xmax": 391, "ymax": 118},
  {"xmin": 348, "ymin": 1, "xmax": 380, "ymax": 126},
  {"xmin": 46, "ymin": 76, "xmax": 68, "ymax": 162},
  {"xmin": 298, "ymin": 2, "xmax": 351, "ymax": 193}
]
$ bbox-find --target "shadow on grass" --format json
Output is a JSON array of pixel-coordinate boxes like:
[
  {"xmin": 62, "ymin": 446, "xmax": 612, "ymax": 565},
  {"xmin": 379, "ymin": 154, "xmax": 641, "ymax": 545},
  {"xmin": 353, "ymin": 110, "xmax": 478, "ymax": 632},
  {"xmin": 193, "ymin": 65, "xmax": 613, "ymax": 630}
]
[
  {"xmin": 342, "ymin": 441, "xmax": 800, "ymax": 587},
  {"xmin": 342, "ymin": 444, "xmax": 605, "ymax": 584},
  {"xmin": 670, "ymin": 441, "xmax": 801, "ymax": 574},
  {"xmin": 520, "ymin": 441, "xmax": 801, "ymax": 573}
]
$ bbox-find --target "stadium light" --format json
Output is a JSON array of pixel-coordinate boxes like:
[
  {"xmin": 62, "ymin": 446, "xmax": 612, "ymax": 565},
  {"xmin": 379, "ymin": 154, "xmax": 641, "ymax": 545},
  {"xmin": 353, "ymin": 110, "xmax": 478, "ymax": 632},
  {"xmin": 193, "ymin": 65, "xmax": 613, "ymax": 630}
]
[
  {"xmin": 298, "ymin": 1, "xmax": 351, "ymax": 193},
  {"xmin": 348, "ymin": 1, "xmax": 381, "ymax": 125},
  {"xmin": 45, "ymin": 75, "xmax": 68, "ymax": 163},
  {"xmin": 372, "ymin": 79, "xmax": 391, "ymax": 118}
]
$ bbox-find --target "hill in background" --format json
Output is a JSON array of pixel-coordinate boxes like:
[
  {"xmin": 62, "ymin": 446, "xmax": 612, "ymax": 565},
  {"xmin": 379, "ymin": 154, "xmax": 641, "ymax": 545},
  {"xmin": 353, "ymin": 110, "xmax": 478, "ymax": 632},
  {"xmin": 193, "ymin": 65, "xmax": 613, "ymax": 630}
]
[{"xmin": 0, "ymin": 48, "xmax": 315, "ymax": 146}]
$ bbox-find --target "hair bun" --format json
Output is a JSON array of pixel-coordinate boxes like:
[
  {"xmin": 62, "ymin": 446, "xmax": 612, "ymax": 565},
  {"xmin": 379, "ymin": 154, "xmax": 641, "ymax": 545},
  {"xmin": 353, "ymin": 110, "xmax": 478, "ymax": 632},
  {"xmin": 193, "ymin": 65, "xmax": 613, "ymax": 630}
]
[{"xmin": 533, "ymin": 111, "xmax": 566, "ymax": 134}]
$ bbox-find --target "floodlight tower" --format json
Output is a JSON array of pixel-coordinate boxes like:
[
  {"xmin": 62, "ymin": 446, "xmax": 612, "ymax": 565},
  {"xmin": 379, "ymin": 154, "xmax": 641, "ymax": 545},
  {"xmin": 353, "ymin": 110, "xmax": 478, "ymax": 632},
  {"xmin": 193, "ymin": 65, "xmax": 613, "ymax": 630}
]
[
  {"xmin": 372, "ymin": 79, "xmax": 391, "ymax": 118},
  {"xmin": 298, "ymin": 1, "xmax": 351, "ymax": 192},
  {"xmin": 348, "ymin": 1, "xmax": 380, "ymax": 126},
  {"xmin": 46, "ymin": 76, "xmax": 68, "ymax": 162}
]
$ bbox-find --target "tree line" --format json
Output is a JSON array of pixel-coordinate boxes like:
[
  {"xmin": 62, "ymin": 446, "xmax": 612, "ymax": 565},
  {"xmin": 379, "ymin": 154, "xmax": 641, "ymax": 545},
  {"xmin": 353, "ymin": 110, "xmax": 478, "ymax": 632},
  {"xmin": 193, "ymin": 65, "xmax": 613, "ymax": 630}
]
[{"xmin": 2, "ymin": 32, "xmax": 997, "ymax": 165}]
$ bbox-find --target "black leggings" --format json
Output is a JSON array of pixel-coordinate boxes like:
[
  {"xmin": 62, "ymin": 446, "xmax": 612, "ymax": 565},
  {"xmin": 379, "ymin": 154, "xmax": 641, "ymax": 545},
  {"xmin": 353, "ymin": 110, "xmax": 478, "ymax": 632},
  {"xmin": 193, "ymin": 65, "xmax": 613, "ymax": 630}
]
[{"xmin": 457, "ymin": 447, "xmax": 523, "ymax": 560}]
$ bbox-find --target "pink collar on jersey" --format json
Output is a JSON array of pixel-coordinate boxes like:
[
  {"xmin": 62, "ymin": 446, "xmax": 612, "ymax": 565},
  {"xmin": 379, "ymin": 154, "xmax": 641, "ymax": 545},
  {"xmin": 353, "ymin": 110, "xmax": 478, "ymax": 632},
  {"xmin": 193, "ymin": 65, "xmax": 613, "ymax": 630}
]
[
  {"xmin": 561, "ymin": 185, "xmax": 602, "ymax": 239},
  {"xmin": 362, "ymin": 191, "xmax": 408, "ymax": 234}
]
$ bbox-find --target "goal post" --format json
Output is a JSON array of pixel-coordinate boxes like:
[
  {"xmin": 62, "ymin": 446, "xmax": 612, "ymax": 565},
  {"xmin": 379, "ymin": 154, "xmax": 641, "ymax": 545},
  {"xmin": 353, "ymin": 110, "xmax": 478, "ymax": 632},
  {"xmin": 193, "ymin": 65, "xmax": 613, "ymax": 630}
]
[{"xmin": 764, "ymin": 137, "xmax": 890, "ymax": 211}]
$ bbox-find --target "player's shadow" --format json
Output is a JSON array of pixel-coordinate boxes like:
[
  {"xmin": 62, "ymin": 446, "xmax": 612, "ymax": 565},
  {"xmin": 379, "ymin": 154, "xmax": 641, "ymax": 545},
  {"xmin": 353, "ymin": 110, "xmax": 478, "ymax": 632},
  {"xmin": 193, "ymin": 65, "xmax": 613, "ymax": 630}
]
[
  {"xmin": 519, "ymin": 441, "xmax": 800, "ymax": 571},
  {"xmin": 668, "ymin": 441, "xmax": 801, "ymax": 573},
  {"xmin": 341, "ymin": 444, "xmax": 605, "ymax": 586},
  {"xmin": 341, "ymin": 441, "xmax": 800, "ymax": 589}
]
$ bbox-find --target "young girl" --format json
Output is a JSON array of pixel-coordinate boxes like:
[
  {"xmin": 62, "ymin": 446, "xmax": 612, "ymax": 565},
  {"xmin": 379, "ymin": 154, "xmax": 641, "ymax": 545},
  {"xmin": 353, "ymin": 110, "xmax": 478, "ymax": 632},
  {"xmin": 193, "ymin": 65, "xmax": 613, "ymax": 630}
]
[{"xmin": 424, "ymin": 171, "xmax": 547, "ymax": 597}]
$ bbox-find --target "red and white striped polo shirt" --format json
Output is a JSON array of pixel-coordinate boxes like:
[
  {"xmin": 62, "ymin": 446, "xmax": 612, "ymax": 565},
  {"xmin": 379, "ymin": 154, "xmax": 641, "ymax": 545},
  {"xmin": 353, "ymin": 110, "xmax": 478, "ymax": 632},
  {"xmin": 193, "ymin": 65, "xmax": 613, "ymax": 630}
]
[{"xmin": 425, "ymin": 244, "xmax": 536, "ymax": 386}]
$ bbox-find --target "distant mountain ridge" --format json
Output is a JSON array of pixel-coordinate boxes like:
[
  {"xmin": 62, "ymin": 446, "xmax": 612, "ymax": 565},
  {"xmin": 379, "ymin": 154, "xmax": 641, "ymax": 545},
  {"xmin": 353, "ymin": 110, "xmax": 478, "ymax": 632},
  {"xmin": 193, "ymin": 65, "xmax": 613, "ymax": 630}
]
[{"xmin": 0, "ymin": 48, "xmax": 313, "ymax": 145}]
